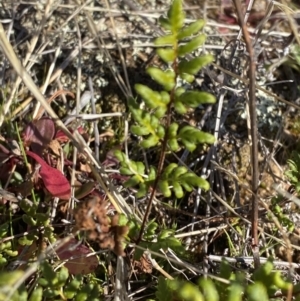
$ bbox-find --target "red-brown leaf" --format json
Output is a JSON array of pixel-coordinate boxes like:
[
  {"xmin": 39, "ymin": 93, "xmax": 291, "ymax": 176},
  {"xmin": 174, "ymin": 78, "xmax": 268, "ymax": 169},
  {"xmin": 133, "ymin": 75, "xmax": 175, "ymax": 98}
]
[
  {"xmin": 26, "ymin": 151, "xmax": 71, "ymax": 200},
  {"xmin": 56, "ymin": 238, "xmax": 99, "ymax": 275},
  {"xmin": 55, "ymin": 126, "xmax": 85, "ymax": 143},
  {"xmin": 23, "ymin": 117, "xmax": 55, "ymax": 154}
]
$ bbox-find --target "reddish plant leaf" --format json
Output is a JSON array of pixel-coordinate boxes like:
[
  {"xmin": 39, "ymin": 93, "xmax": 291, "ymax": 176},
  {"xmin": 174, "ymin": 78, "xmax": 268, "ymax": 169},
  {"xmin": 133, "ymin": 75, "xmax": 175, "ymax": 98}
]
[
  {"xmin": 55, "ymin": 130, "xmax": 69, "ymax": 143},
  {"xmin": 0, "ymin": 143, "xmax": 10, "ymax": 155},
  {"xmin": 55, "ymin": 126, "xmax": 85, "ymax": 143},
  {"xmin": 56, "ymin": 238, "xmax": 99, "ymax": 275},
  {"xmin": 23, "ymin": 117, "xmax": 55, "ymax": 154},
  {"xmin": 0, "ymin": 159, "xmax": 17, "ymax": 182},
  {"xmin": 26, "ymin": 151, "xmax": 71, "ymax": 200}
]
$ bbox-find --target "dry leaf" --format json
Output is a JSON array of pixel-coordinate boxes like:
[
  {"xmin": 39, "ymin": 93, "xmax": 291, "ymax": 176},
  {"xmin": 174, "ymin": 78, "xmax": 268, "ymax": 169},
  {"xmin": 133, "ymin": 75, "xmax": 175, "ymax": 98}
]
[{"xmin": 56, "ymin": 238, "xmax": 99, "ymax": 275}]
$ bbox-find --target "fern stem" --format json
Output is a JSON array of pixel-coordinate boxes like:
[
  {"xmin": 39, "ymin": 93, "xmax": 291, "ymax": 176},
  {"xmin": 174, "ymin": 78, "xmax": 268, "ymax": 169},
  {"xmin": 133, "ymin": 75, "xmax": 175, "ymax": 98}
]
[{"xmin": 136, "ymin": 45, "xmax": 179, "ymax": 244}]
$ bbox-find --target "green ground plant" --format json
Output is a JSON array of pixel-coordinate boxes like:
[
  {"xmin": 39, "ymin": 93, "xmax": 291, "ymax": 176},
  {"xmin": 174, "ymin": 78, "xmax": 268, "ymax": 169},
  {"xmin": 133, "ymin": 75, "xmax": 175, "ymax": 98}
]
[
  {"xmin": 153, "ymin": 259, "xmax": 294, "ymax": 301},
  {"xmin": 285, "ymin": 150, "xmax": 300, "ymax": 194},
  {"xmin": 114, "ymin": 0, "xmax": 216, "ymax": 269},
  {"xmin": 0, "ymin": 0, "xmax": 299, "ymax": 301},
  {"xmin": 116, "ymin": 1, "xmax": 297, "ymax": 300},
  {"xmin": 115, "ymin": 0, "xmax": 216, "ymax": 233}
]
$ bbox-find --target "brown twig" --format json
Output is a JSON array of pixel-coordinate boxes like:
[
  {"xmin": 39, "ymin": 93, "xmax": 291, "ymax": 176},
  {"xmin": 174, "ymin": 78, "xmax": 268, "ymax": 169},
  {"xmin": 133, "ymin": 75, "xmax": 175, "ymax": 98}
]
[
  {"xmin": 34, "ymin": 90, "xmax": 75, "ymax": 120},
  {"xmin": 136, "ymin": 98, "xmax": 172, "ymax": 243},
  {"xmin": 136, "ymin": 53, "xmax": 179, "ymax": 245},
  {"xmin": 232, "ymin": 0, "xmax": 260, "ymax": 269}
]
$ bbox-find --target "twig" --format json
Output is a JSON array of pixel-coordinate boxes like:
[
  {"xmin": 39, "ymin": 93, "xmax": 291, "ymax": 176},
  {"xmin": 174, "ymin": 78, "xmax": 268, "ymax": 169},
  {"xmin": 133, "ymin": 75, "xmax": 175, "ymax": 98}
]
[
  {"xmin": 11, "ymin": 37, "xmax": 94, "ymax": 119},
  {"xmin": 144, "ymin": 251, "xmax": 174, "ymax": 280},
  {"xmin": 32, "ymin": 31, "xmax": 65, "ymax": 119},
  {"xmin": 133, "ymin": 244, "xmax": 230, "ymax": 284},
  {"xmin": 89, "ymin": 77, "xmax": 100, "ymax": 161},
  {"xmin": 34, "ymin": 90, "xmax": 75, "ymax": 120},
  {"xmin": 0, "ymin": 0, "xmax": 55, "ymax": 127},
  {"xmin": 211, "ymin": 62, "xmax": 300, "ymax": 110},
  {"xmin": 232, "ymin": 0, "xmax": 260, "ymax": 269},
  {"xmin": 104, "ymin": 0, "xmax": 132, "ymax": 97},
  {"xmin": 175, "ymin": 224, "xmax": 228, "ymax": 238},
  {"xmin": 208, "ymin": 254, "xmax": 300, "ymax": 269}
]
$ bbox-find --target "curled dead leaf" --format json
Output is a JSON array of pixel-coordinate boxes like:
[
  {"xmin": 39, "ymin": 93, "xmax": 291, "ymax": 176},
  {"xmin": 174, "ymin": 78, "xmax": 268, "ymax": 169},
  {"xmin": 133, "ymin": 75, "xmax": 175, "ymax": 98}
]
[
  {"xmin": 23, "ymin": 117, "xmax": 55, "ymax": 154},
  {"xmin": 56, "ymin": 238, "xmax": 99, "ymax": 275}
]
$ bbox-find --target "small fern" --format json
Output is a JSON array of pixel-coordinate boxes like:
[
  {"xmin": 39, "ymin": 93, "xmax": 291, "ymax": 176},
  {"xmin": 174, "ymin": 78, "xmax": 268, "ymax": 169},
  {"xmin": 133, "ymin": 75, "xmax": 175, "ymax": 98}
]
[
  {"xmin": 116, "ymin": 0, "xmax": 216, "ymax": 200},
  {"xmin": 285, "ymin": 150, "xmax": 300, "ymax": 193},
  {"xmin": 128, "ymin": 218, "xmax": 185, "ymax": 260}
]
